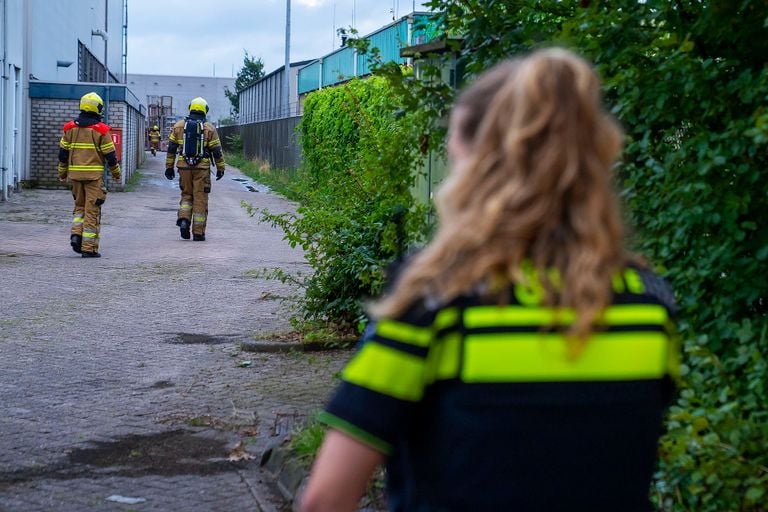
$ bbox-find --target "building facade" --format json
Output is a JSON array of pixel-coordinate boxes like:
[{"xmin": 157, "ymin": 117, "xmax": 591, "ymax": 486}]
[
  {"xmin": 0, "ymin": 0, "xmax": 25, "ymax": 200},
  {"xmin": 26, "ymin": 0, "xmax": 126, "ymax": 84},
  {"xmin": 1, "ymin": 0, "xmax": 134, "ymax": 200},
  {"xmin": 126, "ymin": 74, "xmax": 235, "ymax": 131}
]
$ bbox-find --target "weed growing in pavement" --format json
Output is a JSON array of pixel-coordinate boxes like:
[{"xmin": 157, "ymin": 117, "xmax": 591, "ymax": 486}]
[
  {"xmin": 124, "ymin": 171, "xmax": 143, "ymax": 192},
  {"xmin": 289, "ymin": 416, "xmax": 327, "ymax": 463}
]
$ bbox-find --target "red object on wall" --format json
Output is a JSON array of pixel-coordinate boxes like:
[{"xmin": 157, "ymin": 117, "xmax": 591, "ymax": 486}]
[{"xmin": 110, "ymin": 128, "xmax": 123, "ymax": 162}]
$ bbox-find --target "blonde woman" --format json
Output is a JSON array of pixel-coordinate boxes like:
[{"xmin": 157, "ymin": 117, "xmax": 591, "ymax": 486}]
[{"xmin": 300, "ymin": 48, "xmax": 679, "ymax": 512}]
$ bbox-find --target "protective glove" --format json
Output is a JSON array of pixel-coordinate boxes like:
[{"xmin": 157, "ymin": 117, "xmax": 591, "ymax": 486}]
[
  {"xmin": 216, "ymin": 169, "xmax": 225, "ymax": 181},
  {"xmin": 165, "ymin": 168, "xmax": 175, "ymax": 180},
  {"xmin": 110, "ymin": 165, "xmax": 122, "ymax": 183}
]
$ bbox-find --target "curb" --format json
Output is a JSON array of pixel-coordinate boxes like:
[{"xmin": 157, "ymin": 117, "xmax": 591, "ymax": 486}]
[
  {"xmin": 240, "ymin": 340, "xmax": 339, "ymax": 353},
  {"xmin": 260, "ymin": 437, "xmax": 310, "ymax": 511}
]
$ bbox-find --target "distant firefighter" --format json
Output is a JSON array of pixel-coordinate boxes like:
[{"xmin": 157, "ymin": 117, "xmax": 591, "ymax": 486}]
[
  {"xmin": 58, "ymin": 92, "xmax": 121, "ymax": 258},
  {"xmin": 148, "ymin": 124, "xmax": 162, "ymax": 156}
]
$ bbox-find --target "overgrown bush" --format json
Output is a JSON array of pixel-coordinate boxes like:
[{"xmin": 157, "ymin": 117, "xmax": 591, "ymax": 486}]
[
  {"xmin": 258, "ymin": 76, "xmax": 428, "ymax": 327},
  {"xmin": 418, "ymin": 1, "xmax": 768, "ymax": 509}
]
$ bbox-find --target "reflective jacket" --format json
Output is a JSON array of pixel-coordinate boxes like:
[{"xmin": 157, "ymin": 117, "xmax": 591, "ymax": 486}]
[
  {"xmin": 322, "ymin": 265, "xmax": 680, "ymax": 512},
  {"xmin": 58, "ymin": 113, "xmax": 120, "ymax": 182}
]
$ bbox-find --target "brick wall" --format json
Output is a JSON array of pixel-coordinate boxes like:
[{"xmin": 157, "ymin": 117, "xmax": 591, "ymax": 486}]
[
  {"xmin": 29, "ymin": 99, "xmax": 79, "ymax": 189},
  {"xmin": 29, "ymin": 99, "xmax": 145, "ymax": 190}
]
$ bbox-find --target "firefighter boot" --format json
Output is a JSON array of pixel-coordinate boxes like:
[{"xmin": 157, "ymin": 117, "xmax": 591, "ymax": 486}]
[
  {"xmin": 193, "ymin": 234, "xmax": 205, "ymax": 242},
  {"xmin": 70, "ymin": 234, "xmax": 82, "ymax": 254},
  {"xmin": 177, "ymin": 218, "xmax": 191, "ymax": 240},
  {"xmin": 82, "ymin": 251, "xmax": 101, "ymax": 258}
]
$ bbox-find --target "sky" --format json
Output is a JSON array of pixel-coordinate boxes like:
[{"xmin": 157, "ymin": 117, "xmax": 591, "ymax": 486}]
[{"xmin": 127, "ymin": 0, "xmax": 432, "ymax": 78}]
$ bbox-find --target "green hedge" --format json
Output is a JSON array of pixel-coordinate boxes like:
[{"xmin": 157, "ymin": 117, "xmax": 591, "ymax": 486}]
[{"xmin": 260, "ymin": 76, "xmax": 427, "ymax": 326}]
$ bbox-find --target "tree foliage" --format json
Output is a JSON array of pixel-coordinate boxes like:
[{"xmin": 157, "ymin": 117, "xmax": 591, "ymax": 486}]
[
  {"xmin": 225, "ymin": 50, "xmax": 265, "ymax": 114},
  {"xmin": 414, "ymin": 1, "xmax": 767, "ymax": 509}
]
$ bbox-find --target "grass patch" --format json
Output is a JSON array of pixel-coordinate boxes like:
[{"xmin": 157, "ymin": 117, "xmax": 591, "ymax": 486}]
[
  {"xmin": 124, "ymin": 171, "xmax": 143, "ymax": 192},
  {"xmin": 228, "ymin": 152, "xmax": 303, "ymax": 201},
  {"xmin": 289, "ymin": 414, "xmax": 388, "ymax": 509},
  {"xmin": 290, "ymin": 416, "xmax": 327, "ymax": 462}
]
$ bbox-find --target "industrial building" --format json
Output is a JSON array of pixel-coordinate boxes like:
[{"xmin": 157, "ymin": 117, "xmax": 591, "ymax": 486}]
[
  {"xmin": 1, "ymin": 0, "xmax": 146, "ymax": 200},
  {"xmin": 126, "ymin": 73, "xmax": 235, "ymax": 142},
  {"xmin": 237, "ymin": 60, "xmax": 313, "ymax": 124}
]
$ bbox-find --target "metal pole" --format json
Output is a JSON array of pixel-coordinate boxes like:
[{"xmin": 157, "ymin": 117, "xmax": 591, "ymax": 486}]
[
  {"xmin": 283, "ymin": 0, "xmax": 291, "ymax": 118},
  {"xmin": 104, "ymin": 0, "xmax": 109, "ymax": 82},
  {"xmin": 1, "ymin": 0, "xmax": 8, "ymax": 201}
]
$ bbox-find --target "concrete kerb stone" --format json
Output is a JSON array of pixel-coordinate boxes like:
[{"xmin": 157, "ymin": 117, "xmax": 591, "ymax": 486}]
[
  {"xmin": 260, "ymin": 437, "xmax": 310, "ymax": 511},
  {"xmin": 240, "ymin": 340, "xmax": 335, "ymax": 353}
]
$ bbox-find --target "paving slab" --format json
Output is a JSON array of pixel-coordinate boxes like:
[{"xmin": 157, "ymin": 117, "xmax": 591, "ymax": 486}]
[{"xmin": 0, "ymin": 152, "xmax": 350, "ymax": 511}]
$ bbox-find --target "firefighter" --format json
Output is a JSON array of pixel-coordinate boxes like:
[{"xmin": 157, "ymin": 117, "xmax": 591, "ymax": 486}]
[
  {"xmin": 148, "ymin": 124, "xmax": 162, "ymax": 156},
  {"xmin": 58, "ymin": 91, "xmax": 121, "ymax": 258},
  {"xmin": 164, "ymin": 97, "xmax": 225, "ymax": 242}
]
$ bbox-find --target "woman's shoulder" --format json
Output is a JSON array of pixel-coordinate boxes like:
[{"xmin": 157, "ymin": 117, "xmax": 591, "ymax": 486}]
[{"xmin": 621, "ymin": 263, "xmax": 677, "ymax": 315}]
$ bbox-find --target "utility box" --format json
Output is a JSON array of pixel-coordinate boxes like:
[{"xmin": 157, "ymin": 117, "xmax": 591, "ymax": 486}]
[{"xmin": 110, "ymin": 128, "xmax": 123, "ymax": 162}]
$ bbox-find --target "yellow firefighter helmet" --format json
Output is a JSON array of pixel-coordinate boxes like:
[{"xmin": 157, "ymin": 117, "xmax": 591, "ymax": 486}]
[
  {"xmin": 189, "ymin": 97, "xmax": 209, "ymax": 115},
  {"xmin": 80, "ymin": 92, "xmax": 104, "ymax": 115}
]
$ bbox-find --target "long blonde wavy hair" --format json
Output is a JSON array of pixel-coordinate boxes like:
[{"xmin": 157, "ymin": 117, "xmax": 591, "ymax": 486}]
[{"xmin": 373, "ymin": 48, "xmax": 630, "ymax": 342}]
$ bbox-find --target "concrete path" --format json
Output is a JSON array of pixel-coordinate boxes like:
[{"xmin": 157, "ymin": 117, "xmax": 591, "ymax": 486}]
[{"xmin": 0, "ymin": 154, "xmax": 348, "ymax": 511}]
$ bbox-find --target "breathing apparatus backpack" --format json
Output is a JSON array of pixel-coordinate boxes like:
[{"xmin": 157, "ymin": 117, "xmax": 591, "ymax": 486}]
[{"xmin": 181, "ymin": 118, "xmax": 206, "ymax": 166}]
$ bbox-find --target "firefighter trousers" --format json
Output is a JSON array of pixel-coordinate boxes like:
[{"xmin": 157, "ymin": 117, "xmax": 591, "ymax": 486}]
[
  {"xmin": 71, "ymin": 178, "xmax": 107, "ymax": 253},
  {"xmin": 178, "ymin": 169, "xmax": 210, "ymax": 236}
]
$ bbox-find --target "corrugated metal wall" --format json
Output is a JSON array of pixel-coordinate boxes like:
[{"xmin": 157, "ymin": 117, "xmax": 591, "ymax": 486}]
[
  {"xmin": 357, "ymin": 20, "xmax": 409, "ymax": 77},
  {"xmin": 322, "ymin": 48, "xmax": 356, "ymax": 85},
  {"xmin": 298, "ymin": 61, "xmax": 321, "ymax": 94},
  {"xmin": 219, "ymin": 116, "xmax": 302, "ymax": 170},
  {"xmin": 298, "ymin": 14, "xmax": 435, "ymax": 95}
]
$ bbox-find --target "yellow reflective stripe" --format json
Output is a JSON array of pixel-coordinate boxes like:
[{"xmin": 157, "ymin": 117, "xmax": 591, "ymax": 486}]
[
  {"xmin": 59, "ymin": 139, "xmax": 71, "ymax": 149},
  {"xmin": 82, "ymin": 232, "xmax": 98, "ymax": 239},
  {"xmin": 343, "ymin": 342, "xmax": 425, "ymax": 401},
  {"xmin": 169, "ymin": 134, "xmax": 181, "ymax": 143},
  {"xmin": 318, "ymin": 411, "xmax": 393, "ymax": 455},
  {"xmin": 68, "ymin": 165, "xmax": 104, "ymax": 171},
  {"xmin": 100, "ymin": 143, "xmax": 115, "ymax": 152},
  {"xmin": 433, "ymin": 307, "xmax": 459, "ymax": 331},
  {"xmin": 72, "ymin": 217, "xmax": 84, "ymax": 223},
  {"xmin": 206, "ymin": 138, "xmax": 220, "ymax": 147},
  {"xmin": 376, "ymin": 319, "xmax": 431, "ymax": 347},
  {"xmin": 465, "ymin": 306, "xmax": 574, "ymax": 327},
  {"xmin": 624, "ymin": 269, "xmax": 645, "ymax": 294},
  {"xmin": 464, "ymin": 304, "xmax": 668, "ymax": 328},
  {"xmin": 69, "ymin": 142, "xmax": 98, "ymax": 149},
  {"xmin": 603, "ymin": 304, "xmax": 668, "ymax": 324},
  {"xmin": 425, "ymin": 332, "xmax": 461, "ymax": 382},
  {"xmin": 462, "ymin": 332, "xmax": 669, "ymax": 382}
]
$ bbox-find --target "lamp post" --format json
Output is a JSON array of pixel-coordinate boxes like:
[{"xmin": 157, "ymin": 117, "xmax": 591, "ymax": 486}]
[{"xmin": 283, "ymin": 0, "xmax": 291, "ymax": 118}]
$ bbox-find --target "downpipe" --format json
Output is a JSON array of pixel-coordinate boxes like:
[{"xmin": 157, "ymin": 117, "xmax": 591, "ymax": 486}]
[{"xmin": 1, "ymin": 0, "xmax": 9, "ymax": 201}]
